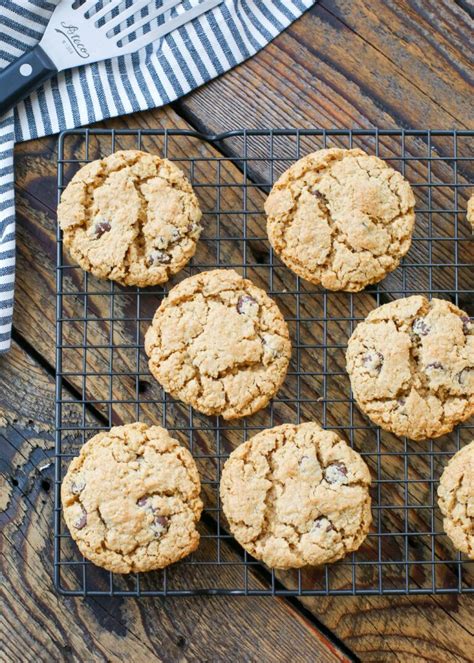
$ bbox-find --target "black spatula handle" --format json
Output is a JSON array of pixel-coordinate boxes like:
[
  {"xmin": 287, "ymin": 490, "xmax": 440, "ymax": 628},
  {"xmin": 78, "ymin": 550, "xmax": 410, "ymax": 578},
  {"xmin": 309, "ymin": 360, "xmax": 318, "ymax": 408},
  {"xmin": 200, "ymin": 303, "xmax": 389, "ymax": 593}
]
[{"xmin": 0, "ymin": 45, "xmax": 57, "ymax": 116}]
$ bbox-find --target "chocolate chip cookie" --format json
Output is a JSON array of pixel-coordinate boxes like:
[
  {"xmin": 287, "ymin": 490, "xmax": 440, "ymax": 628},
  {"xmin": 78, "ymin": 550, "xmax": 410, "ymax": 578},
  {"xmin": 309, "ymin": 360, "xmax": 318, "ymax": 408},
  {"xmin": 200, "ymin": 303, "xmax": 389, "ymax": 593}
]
[
  {"xmin": 220, "ymin": 422, "xmax": 372, "ymax": 568},
  {"xmin": 264, "ymin": 148, "xmax": 415, "ymax": 291},
  {"xmin": 145, "ymin": 269, "xmax": 291, "ymax": 420},
  {"xmin": 346, "ymin": 296, "xmax": 474, "ymax": 440},
  {"xmin": 58, "ymin": 150, "xmax": 202, "ymax": 287},
  {"xmin": 438, "ymin": 440, "xmax": 473, "ymax": 558},
  {"xmin": 61, "ymin": 423, "xmax": 203, "ymax": 573}
]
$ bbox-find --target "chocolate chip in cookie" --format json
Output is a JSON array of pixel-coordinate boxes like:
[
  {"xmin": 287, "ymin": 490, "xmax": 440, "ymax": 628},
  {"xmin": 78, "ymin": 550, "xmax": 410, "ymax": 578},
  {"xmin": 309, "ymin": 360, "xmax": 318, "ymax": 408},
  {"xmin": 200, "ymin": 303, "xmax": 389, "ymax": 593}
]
[
  {"xmin": 74, "ymin": 507, "xmax": 87, "ymax": 530},
  {"xmin": 426, "ymin": 361, "xmax": 444, "ymax": 370},
  {"xmin": 311, "ymin": 189, "xmax": 329, "ymax": 210},
  {"xmin": 146, "ymin": 249, "xmax": 171, "ymax": 266},
  {"xmin": 94, "ymin": 219, "xmax": 111, "ymax": 238},
  {"xmin": 236, "ymin": 294, "xmax": 259, "ymax": 317},
  {"xmin": 71, "ymin": 477, "xmax": 85, "ymax": 495},
  {"xmin": 462, "ymin": 316, "xmax": 472, "ymax": 335},
  {"xmin": 362, "ymin": 351, "xmax": 384, "ymax": 372},
  {"xmin": 151, "ymin": 515, "xmax": 169, "ymax": 537},
  {"xmin": 324, "ymin": 462, "xmax": 349, "ymax": 485},
  {"xmin": 311, "ymin": 516, "xmax": 334, "ymax": 533},
  {"xmin": 412, "ymin": 318, "xmax": 430, "ymax": 336}
]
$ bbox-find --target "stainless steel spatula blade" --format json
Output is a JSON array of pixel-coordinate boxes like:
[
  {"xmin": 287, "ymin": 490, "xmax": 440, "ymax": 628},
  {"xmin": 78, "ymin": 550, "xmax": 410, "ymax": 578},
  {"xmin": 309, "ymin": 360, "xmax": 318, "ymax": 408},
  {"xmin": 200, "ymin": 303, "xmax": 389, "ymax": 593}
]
[{"xmin": 0, "ymin": 0, "xmax": 224, "ymax": 115}]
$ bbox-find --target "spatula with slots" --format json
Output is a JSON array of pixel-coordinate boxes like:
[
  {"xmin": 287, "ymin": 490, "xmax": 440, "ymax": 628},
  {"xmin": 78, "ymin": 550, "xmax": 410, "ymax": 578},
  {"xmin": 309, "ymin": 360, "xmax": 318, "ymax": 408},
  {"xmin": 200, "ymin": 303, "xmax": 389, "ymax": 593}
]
[{"xmin": 0, "ymin": 0, "xmax": 223, "ymax": 116}]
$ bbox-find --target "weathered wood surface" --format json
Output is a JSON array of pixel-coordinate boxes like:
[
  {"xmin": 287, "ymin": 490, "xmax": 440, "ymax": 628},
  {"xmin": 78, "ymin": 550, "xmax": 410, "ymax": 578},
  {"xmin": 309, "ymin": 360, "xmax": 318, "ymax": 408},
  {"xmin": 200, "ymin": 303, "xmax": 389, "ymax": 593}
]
[
  {"xmin": 3, "ymin": 0, "xmax": 474, "ymax": 660},
  {"xmin": 178, "ymin": 0, "xmax": 473, "ymax": 131},
  {"xmin": 11, "ymin": 115, "xmax": 474, "ymax": 661},
  {"xmin": 0, "ymin": 341, "xmax": 349, "ymax": 663}
]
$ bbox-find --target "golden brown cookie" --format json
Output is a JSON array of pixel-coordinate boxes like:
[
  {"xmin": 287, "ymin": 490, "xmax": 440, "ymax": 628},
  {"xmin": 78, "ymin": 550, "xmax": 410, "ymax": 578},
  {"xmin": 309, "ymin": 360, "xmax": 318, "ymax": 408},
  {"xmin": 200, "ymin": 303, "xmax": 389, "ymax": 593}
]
[
  {"xmin": 467, "ymin": 193, "xmax": 474, "ymax": 230},
  {"xmin": 61, "ymin": 423, "xmax": 203, "ymax": 573},
  {"xmin": 220, "ymin": 422, "xmax": 372, "ymax": 568},
  {"xmin": 264, "ymin": 148, "xmax": 415, "ymax": 291},
  {"xmin": 58, "ymin": 150, "xmax": 202, "ymax": 287},
  {"xmin": 144, "ymin": 269, "xmax": 291, "ymax": 420},
  {"xmin": 346, "ymin": 296, "xmax": 474, "ymax": 440},
  {"xmin": 437, "ymin": 440, "xmax": 473, "ymax": 558}
]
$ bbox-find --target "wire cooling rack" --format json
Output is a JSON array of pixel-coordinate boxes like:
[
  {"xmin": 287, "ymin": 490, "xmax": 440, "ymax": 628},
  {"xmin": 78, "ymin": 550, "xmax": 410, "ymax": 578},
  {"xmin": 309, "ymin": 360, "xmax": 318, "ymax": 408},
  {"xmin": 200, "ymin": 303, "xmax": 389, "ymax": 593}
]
[{"xmin": 55, "ymin": 129, "xmax": 473, "ymax": 596}]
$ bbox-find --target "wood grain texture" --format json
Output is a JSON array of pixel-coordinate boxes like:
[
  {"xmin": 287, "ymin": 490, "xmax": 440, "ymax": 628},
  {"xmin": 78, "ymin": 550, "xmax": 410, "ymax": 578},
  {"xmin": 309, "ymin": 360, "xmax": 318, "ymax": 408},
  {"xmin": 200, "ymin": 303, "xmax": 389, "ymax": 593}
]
[
  {"xmin": 0, "ymin": 341, "xmax": 348, "ymax": 663},
  {"xmin": 10, "ymin": 108, "xmax": 474, "ymax": 660},
  {"xmin": 177, "ymin": 0, "xmax": 473, "ymax": 131},
  {"xmin": 320, "ymin": 0, "xmax": 473, "ymax": 125},
  {"xmin": 3, "ymin": 0, "xmax": 474, "ymax": 660}
]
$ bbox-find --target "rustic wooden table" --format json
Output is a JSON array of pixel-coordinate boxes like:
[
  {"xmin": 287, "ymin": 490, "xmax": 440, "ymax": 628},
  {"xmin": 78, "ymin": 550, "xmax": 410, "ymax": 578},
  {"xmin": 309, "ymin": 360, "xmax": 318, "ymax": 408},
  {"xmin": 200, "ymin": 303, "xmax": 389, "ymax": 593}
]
[{"xmin": 2, "ymin": 1, "xmax": 473, "ymax": 661}]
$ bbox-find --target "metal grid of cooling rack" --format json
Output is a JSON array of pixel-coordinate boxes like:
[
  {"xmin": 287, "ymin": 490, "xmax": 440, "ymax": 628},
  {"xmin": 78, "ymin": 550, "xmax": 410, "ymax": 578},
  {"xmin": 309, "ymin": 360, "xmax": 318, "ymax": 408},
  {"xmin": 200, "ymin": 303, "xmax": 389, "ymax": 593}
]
[{"xmin": 55, "ymin": 128, "xmax": 473, "ymax": 596}]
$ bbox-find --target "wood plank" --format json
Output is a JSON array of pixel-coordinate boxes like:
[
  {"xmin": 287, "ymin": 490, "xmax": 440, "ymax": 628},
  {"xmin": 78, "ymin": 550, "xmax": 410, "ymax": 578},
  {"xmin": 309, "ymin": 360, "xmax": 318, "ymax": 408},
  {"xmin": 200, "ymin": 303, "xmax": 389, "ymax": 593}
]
[
  {"xmin": 0, "ymin": 340, "xmax": 349, "ymax": 663},
  {"xmin": 299, "ymin": 592, "xmax": 474, "ymax": 662},
  {"xmin": 320, "ymin": 0, "xmax": 473, "ymax": 125},
  {"xmin": 177, "ymin": 1, "xmax": 472, "ymax": 131}
]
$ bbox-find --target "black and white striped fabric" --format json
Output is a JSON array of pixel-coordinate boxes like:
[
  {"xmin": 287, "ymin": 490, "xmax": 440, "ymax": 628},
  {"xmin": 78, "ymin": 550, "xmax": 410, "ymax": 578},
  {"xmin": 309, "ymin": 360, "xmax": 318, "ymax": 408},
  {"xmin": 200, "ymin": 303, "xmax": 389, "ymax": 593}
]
[{"xmin": 0, "ymin": 0, "xmax": 315, "ymax": 353}]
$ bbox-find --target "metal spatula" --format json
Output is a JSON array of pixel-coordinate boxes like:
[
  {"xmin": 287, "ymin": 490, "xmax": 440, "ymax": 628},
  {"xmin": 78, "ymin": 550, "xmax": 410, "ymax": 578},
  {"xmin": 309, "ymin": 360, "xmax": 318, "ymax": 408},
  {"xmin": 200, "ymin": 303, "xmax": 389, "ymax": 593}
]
[{"xmin": 0, "ymin": 0, "xmax": 223, "ymax": 116}]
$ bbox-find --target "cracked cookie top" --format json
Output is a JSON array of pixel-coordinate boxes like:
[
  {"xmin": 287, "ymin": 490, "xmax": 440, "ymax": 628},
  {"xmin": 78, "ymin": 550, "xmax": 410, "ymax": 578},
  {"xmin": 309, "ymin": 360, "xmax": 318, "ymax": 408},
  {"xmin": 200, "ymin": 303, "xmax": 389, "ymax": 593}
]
[
  {"xmin": 61, "ymin": 423, "xmax": 203, "ymax": 573},
  {"xmin": 264, "ymin": 148, "xmax": 416, "ymax": 291},
  {"xmin": 346, "ymin": 296, "xmax": 474, "ymax": 441},
  {"xmin": 437, "ymin": 440, "xmax": 473, "ymax": 559},
  {"xmin": 220, "ymin": 422, "xmax": 372, "ymax": 568},
  {"xmin": 144, "ymin": 269, "xmax": 292, "ymax": 420},
  {"xmin": 58, "ymin": 150, "xmax": 202, "ymax": 287}
]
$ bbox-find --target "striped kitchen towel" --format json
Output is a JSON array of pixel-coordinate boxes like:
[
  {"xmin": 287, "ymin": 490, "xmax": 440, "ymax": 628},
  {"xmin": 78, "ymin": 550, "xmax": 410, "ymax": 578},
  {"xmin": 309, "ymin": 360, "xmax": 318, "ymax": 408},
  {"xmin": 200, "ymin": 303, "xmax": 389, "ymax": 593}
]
[{"xmin": 0, "ymin": 0, "xmax": 316, "ymax": 353}]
